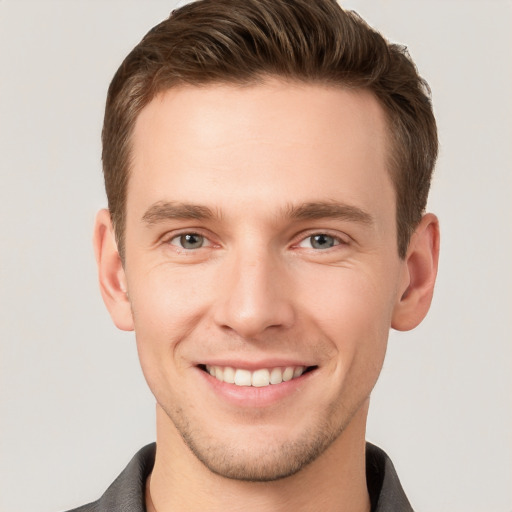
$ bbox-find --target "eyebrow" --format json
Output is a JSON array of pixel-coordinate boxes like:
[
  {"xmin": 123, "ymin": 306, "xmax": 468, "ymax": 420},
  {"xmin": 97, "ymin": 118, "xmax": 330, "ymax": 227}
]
[
  {"xmin": 284, "ymin": 201, "xmax": 374, "ymax": 225},
  {"xmin": 142, "ymin": 201, "xmax": 217, "ymax": 224},
  {"xmin": 141, "ymin": 200, "xmax": 374, "ymax": 226}
]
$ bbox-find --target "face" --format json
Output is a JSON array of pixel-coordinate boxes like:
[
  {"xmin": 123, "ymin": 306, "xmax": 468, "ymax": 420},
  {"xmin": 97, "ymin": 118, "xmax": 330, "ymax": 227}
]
[{"xmin": 119, "ymin": 80, "xmax": 410, "ymax": 480}]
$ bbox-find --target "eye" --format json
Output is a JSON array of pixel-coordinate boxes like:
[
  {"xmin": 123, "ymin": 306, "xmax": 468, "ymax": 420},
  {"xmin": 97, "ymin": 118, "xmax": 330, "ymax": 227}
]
[
  {"xmin": 298, "ymin": 233, "xmax": 341, "ymax": 250},
  {"xmin": 169, "ymin": 233, "xmax": 208, "ymax": 250}
]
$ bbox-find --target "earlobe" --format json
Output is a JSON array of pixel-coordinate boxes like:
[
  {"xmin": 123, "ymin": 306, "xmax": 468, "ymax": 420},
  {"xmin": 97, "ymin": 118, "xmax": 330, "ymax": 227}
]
[
  {"xmin": 93, "ymin": 209, "xmax": 134, "ymax": 331},
  {"xmin": 391, "ymin": 213, "xmax": 440, "ymax": 331}
]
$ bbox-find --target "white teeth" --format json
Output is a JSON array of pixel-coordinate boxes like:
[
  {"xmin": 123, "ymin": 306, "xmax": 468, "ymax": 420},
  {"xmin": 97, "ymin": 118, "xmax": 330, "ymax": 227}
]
[
  {"xmin": 282, "ymin": 367, "xmax": 294, "ymax": 382},
  {"xmin": 252, "ymin": 369, "xmax": 270, "ymax": 387},
  {"xmin": 204, "ymin": 365, "xmax": 307, "ymax": 387},
  {"xmin": 269, "ymin": 367, "xmax": 283, "ymax": 385},
  {"xmin": 223, "ymin": 366, "xmax": 235, "ymax": 384},
  {"xmin": 234, "ymin": 369, "xmax": 252, "ymax": 386}
]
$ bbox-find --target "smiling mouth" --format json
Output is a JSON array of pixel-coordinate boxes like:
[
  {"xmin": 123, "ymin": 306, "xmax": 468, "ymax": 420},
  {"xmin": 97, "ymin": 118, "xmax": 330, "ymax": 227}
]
[{"xmin": 198, "ymin": 364, "xmax": 317, "ymax": 388}]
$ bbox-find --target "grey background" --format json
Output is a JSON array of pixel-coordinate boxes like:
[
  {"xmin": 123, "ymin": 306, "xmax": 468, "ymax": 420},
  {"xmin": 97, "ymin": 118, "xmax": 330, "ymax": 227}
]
[{"xmin": 1, "ymin": 1, "xmax": 511, "ymax": 511}]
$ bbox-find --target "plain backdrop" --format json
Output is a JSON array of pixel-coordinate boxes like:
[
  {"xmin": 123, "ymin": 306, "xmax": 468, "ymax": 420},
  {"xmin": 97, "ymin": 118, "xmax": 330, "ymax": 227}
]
[{"xmin": 1, "ymin": 1, "xmax": 511, "ymax": 511}]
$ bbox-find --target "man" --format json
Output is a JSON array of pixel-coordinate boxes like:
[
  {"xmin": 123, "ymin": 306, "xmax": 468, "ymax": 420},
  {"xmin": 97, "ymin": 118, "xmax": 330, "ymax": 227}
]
[{"xmin": 72, "ymin": 0, "xmax": 439, "ymax": 510}]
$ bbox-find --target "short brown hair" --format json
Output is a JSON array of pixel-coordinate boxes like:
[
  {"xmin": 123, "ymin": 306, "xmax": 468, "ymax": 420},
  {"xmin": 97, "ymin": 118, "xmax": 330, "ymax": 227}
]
[{"xmin": 102, "ymin": 0, "xmax": 437, "ymax": 260}]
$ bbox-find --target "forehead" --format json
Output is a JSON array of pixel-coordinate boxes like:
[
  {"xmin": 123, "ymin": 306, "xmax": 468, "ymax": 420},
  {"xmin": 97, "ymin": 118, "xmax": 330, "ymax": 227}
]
[{"xmin": 128, "ymin": 79, "xmax": 393, "ymax": 223}]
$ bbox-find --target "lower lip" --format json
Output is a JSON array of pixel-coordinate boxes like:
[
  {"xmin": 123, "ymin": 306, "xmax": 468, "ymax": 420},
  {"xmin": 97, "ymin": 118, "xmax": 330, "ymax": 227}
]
[{"xmin": 196, "ymin": 367, "xmax": 317, "ymax": 408}]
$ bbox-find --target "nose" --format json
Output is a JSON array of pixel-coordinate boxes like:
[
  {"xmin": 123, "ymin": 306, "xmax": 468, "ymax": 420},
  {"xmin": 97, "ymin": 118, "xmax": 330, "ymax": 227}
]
[{"xmin": 212, "ymin": 247, "xmax": 295, "ymax": 339}]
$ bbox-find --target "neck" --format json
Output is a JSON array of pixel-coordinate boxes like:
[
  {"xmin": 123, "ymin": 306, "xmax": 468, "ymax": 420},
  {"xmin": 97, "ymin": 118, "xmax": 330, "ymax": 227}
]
[{"xmin": 146, "ymin": 403, "xmax": 371, "ymax": 512}]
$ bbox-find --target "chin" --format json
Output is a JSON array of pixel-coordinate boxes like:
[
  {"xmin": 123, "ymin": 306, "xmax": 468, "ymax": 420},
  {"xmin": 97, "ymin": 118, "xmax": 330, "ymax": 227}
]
[
  {"xmin": 188, "ymin": 434, "xmax": 339, "ymax": 482},
  {"xmin": 168, "ymin": 405, "xmax": 346, "ymax": 482}
]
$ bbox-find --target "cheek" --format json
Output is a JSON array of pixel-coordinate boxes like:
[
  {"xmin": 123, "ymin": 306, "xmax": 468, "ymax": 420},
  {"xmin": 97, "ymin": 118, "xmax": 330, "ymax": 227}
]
[
  {"xmin": 296, "ymin": 264, "xmax": 395, "ymax": 367},
  {"xmin": 130, "ymin": 264, "xmax": 210, "ymax": 329},
  {"xmin": 128, "ymin": 265, "xmax": 213, "ymax": 378},
  {"xmin": 301, "ymin": 263, "xmax": 394, "ymax": 324}
]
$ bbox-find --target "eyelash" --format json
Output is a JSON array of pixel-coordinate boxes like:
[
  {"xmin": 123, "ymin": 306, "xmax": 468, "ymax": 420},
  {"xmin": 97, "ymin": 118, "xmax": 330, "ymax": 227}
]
[
  {"xmin": 295, "ymin": 232, "xmax": 347, "ymax": 250},
  {"xmin": 163, "ymin": 230, "xmax": 349, "ymax": 252},
  {"xmin": 165, "ymin": 231, "xmax": 214, "ymax": 251}
]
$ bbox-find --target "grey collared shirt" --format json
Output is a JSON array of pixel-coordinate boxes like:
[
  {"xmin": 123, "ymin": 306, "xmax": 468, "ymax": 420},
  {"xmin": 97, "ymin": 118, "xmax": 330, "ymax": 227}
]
[{"xmin": 65, "ymin": 442, "xmax": 413, "ymax": 512}]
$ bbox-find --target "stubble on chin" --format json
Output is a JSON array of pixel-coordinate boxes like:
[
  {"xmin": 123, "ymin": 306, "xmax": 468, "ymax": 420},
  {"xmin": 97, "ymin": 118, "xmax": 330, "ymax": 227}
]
[{"xmin": 162, "ymin": 401, "xmax": 353, "ymax": 482}]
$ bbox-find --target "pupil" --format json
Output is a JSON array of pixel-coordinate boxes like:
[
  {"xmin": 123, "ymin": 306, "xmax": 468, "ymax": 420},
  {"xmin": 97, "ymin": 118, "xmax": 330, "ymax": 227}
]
[
  {"xmin": 311, "ymin": 234, "xmax": 334, "ymax": 249},
  {"xmin": 181, "ymin": 233, "xmax": 203, "ymax": 249}
]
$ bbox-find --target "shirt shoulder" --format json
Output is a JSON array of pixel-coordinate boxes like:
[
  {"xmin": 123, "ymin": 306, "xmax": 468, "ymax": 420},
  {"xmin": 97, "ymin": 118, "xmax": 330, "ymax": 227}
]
[
  {"xmin": 366, "ymin": 442, "xmax": 414, "ymax": 512},
  {"xmin": 62, "ymin": 443, "xmax": 156, "ymax": 512}
]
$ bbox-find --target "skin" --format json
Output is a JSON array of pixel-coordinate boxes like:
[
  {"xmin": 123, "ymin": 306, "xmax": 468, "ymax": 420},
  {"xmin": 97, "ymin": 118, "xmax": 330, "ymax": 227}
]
[{"xmin": 95, "ymin": 79, "xmax": 439, "ymax": 512}]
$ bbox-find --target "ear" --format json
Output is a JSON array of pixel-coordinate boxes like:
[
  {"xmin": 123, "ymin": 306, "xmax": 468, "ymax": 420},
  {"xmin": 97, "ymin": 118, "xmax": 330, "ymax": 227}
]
[
  {"xmin": 93, "ymin": 209, "xmax": 134, "ymax": 331},
  {"xmin": 391, "ymin": 213, "xmax": 440, "ymax": 331}
]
